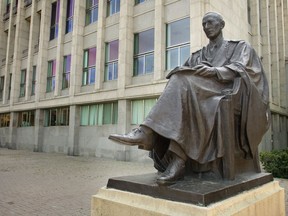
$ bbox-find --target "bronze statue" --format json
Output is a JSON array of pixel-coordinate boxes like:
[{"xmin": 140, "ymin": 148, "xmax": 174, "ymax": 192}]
[{"xmin": 109, "ymin": 12, "xmax": 270, "ymax": 185}]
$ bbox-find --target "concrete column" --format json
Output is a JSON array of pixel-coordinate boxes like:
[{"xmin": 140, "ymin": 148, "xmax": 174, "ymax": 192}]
[
  {"xmin": 189, "ymin": 0, "xmax": 207, "ymax": 51},
  {"xmin": 35, "ymin": 0, "xmax": 51, "ymax": 102},
  {"xmin": 67, "ymin": 105, "xmax": 80, "ymax": 156},
  {"xmin": 117, "ymin": 0, "xmax": 134, "ymax": 90},
  {"xmin": 95, "ymin": 0, "xmax": 107, "ymax": 90},
  {"xmin": 261, "ymin": 0, "xmax": 272, "ymax": 102},
  {"xmin": 115, "ymin": 99, "xmax": 131, "ymax": 161},
  {"xmin": 8, "ymin": 112, "xmax": 17, "ymax": 149},
  {"xmin": 34, "ymin": 109, "xmax": 44, "ymax": 152},
  {"xmin": 25, "ymin": 1, "xmax": 40, "ymax": 100},
  {"xmin": 0, "ymin": 1, "xmax": 7, "ymax": 63},
  {"xmin": 154, "ymin": 0, "xmax": 165, "ymax": 80},
  {"xmin": 277, "ymin": 0, "xmax": 286, "ymax": 108},
  {"xmin": 269, "ymin": 0, "xmax": 280, "ymax": 105},
  {"xmin": 10, "ymin": 0, "xmax": 27, "ymax": 105},
  {"xmin": 54, "ymin": 0, "xmax": 66, "ymax": 96},
  {"xmin": 69, "ymin": 0, "xmax": 85, "ymax": 96},
  {"xmin": 3, "ymin": 0, "xmax": 16, "ymax": 104}
]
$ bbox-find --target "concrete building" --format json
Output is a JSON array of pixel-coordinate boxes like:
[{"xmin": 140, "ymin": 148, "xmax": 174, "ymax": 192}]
[{"xmin": 0, "ymin": 0, "xmax": 287, "ymax": 162}]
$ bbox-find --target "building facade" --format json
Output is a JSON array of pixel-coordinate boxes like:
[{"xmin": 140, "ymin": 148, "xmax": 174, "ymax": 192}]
[{"xmin": 0, "ymin": 0, "xmax": 287, "ymax": 161}]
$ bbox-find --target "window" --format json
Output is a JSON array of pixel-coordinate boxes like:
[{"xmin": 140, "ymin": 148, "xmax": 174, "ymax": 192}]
[
  {"xmin": 18, "ymin": 111, "xmax": 35, "ymax": 127},
  {"xmin": 80, "ymin": 102, "xmax": 118, "ymax": 126},
  {"xmin": 107, "ymin": 0, "xmax": 120, "ymax": 16},
  {"xmin": 31, "ymin": 66, "xmax": 36, "ymax": 95},
  {"xmin": 66, "ymin": 0, "xmax": 74, "ymax": 33},
  {"xmin": 19, "ymin": 69, "xmax": 26, "ymax": 97},
  {"xmin": 5, "ymin": 0, "xmax": 11, "ymax": 13},
  {"xmin": 0, "ymin": 76, "xmax": 4, "ymax": 101},
  {"xmin": 135, "ymin": 0, "xmax": 145, "ymax": 5},
  {"xmin": 44, "ymin": 107, "xmax": 69, "ymax": 126},
  {"xmin": 166, "ymin": 18, "xmax": 190, "ymax": 70},
  {"xmin": 0, "ymin": 113, "xmax": 10, "ymax": 127},
  {"xmin": 131, "ymin": 98, "xmax": 157, "ymax": 124},
  {"xmin": 8, "ymin": 74, "xmax": 12, "ymax": 100},
  {"xmin": 46, "ymin": 60, "xmax": 56, "ymax": 92},
  {"xmin": 63, "ymin": 55, "xmax": 71, "ymax": 89},
  {"xmin": 134, "ymin": 29, "xmax": 154, "ymax": 76},
  {"xmin": 82, "ymin": 47, "xmax": 96, "ymax": 85},
  {"xmin": 105, "ymin": 40, "xmax": 119, "ymax": 81},
  {"xmin": 85, "ymin": 0, "xmax": 98, "ymax": 25},
  {"xmin": 247, "ymin": 0, "xmax": 251, "ymax": 25},
  {"xmin": 50, "ymin": 0, "xmax": 60, "ymax": 40}
]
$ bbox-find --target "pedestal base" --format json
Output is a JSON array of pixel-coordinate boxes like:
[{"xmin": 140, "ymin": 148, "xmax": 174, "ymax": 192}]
[{"xmin": 91, "ymin": 181, "xmax": 285, "ymax": 216}]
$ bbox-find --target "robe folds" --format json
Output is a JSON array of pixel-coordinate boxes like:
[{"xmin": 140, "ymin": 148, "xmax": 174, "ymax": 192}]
[{"xmin": 142, "ymin": 40, "xmax": 270, "ymax": 165}]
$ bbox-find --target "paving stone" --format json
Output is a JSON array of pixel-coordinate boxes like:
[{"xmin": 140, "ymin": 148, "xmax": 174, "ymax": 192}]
[{"xmin": 0, "ymin": 148, "xmax": 287, "ymax": 216}]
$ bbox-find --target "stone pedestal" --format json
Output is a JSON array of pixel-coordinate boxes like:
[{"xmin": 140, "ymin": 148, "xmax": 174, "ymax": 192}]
[{"xmin": 91, "ymin": 180, "xmax": 285, "ymax": 216}]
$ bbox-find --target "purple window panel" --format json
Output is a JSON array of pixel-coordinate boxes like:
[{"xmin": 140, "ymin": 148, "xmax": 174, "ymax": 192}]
[
  {"xmin": 109, "ymin": 40, "xmax": 119, "ymax": 61},
  {"xmin": 88, "ymin": 47, "xmax": 96, "ymax": 66},
  {"xmin": 52, "ymin": 60, "xmax": 56, "ymax": 76}
]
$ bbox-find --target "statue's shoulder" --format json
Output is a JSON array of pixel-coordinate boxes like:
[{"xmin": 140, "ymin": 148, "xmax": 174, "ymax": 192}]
[
  {"xmin": 191, "ymin": 49, "xmax": 202, "ymax": 56},
  {"xmin": 227, "ymin": 40, "xmax": 252, "ymax": 48}
]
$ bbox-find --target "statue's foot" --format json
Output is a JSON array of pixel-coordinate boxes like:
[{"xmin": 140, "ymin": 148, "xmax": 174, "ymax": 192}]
[
  {"xmin": 108, "ymin": 127, "xmax": 154, "ymax": 150},
  {"xmin": 156, "ymin": 153, "xmax": 185, "ymax": 185}
]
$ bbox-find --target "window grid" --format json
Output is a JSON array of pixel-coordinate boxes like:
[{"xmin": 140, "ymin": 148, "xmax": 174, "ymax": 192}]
[
  {"xmin": 66, "ymin": 0, "xmax": 74, "ymax": 33},
  {"xmin": 46, "ymin": 60, "xmax": 56, "ymax": 92},
  {"xmin": 18, "ymin": 110, "xmax": 35, "ymax": 127},
  {"xmin": 0, "ymin": 113, "xmax": 10, "ymax": 127},
  {"xmin": 107, "ymin": 0, "xmax": 120, "ymax": 16},
  {"xmin": 50, "ymin": 0, "xmax": 60, "ymax": 40},
  {"xmin": 166, "ymin": 18, "xmax": 190, "ymax": 70},
  {"xmin": 105, "ymin": 40, "xmax": 119, "ymax": 81},
  {"xmin": 80, "ymin": 102, "xmax": 118, "ymax": 126},
  {"xmin": 44, "ymin": 107, "xmax": 70, "ymax": 127},
  {"xmin": 0, "ymin": 76, "xmax": 4, "ymax": 101},
  {"xmin": 85, "ymin": 0, "xmax": 99, "ymax": 25},
  {"xmin": 8, "ymin": 74, "xmax": 12, "ymax": 100},
  {"xmin": 19, "ymin": 69, "xmax": 26, "ymax": 98},
  {"xmin": 31, "ymin": 66, "xmax": 36, "ymax": 96},
  {"xmin": 131, "ymin": 98, "xmax": 157, "ymax": 125},
  {"xmin": 135, "ymin": 0, "xmax": 145, "ymax": 5},
  {"xmin": 82, "ymin": 48, "xmax": 96, "ymax": 86},
  {"xmin": 134, "ymin": 29, "xmax": 155, "ymax": 76},
  {"xmin": 63, "ymin": 55, "xmax": 71, "ymax": 89}
]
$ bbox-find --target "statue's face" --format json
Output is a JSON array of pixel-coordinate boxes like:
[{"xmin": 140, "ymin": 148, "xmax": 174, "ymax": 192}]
[{"xmin": 202, "ymin": 14, "xmax": 224, "ymax": 40}]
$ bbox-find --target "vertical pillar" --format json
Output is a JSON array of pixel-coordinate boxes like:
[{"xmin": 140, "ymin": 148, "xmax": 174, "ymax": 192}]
[
  {"xmin": 54, "ymin": 0, "xmax": 66, "ymax": 96},
  {"xmin": 35, "ymin": 0, "xmax": 51, "ymax": 102},
  {"xmin": 269, "ymin": 0, "xmax": 280, "ymax": 105},
  {"xmin": 154, "ymin": 0, "xmax": 165, "ymax": 80},
  {"xmin": 34, "ymin": 109, "xmax": 44, "ymax": 152},
  {"xmin": 10, "ymin": 0, "xmax": 26, "ymax": 105},
  {"xmin": 115, "ymin": 99, "xmax": 131, "ymax": 161},
  {"xmin": 70, "ymin": 0, "xmax": 85, "ymax": 95},
  {"xmin": 8, "ymin": 112, "xmax": 17, "ymax": 149},
  {"xmin": 189, "ymin": 0, "xmax": 207, "ymax": 52},
  {"xmin": 25, "ymin": 1, "xmax": 38, "ymax": 101},
  {"xmin": 118, "ymin": 0, "xmax": 134, "ymax": 90},
  {"xmin": 67, "ymin": 105, "xmax": 80, "ymax": 156},
  {"xmin": 3, "ymin": 0, "xmax": 15, "ymax": 104},
  {"xmin": 95, "ymin": 0, "xmax": 107, "ymax": 90}
]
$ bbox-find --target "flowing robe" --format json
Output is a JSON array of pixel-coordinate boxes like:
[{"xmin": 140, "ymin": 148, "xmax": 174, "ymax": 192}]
[{"xmin": 142, "ymin": 40, "xmax": 270, "ymax": 166}]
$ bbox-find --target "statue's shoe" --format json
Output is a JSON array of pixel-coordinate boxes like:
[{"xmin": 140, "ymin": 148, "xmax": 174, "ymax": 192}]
[
  {"xmin": 156, "ymin": 154, "xmax": 185, "ymax": 185},
  {"xmin": 108, "ymin": 127, "xmax": 154, "ymax": 150}
]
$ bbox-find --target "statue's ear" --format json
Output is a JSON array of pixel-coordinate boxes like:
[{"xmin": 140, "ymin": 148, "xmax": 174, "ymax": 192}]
[{"xmin": 221, "ymin": 20, "xmax": 225, "ymax": 29}]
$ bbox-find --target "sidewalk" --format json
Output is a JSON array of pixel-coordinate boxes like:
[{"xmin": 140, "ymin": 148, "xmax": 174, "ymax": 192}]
[{"xmin": 0, "ymin": 148, "xmax": 287, "ymax": 216}]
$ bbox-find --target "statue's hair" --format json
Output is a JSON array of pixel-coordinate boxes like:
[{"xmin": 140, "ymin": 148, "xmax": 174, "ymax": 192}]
[{"xmin": 203, "ymin": 12, "xmax": 224, "ymax": 23}]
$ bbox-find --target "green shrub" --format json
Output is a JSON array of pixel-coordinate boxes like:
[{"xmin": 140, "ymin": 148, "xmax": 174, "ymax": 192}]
[{"xmin": 259, "ymin": 149, "xmax": 288, "ymax": 179}]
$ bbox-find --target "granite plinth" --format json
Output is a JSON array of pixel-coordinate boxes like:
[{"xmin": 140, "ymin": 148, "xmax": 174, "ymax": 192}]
[{"xmin": 107, "ymin": 172, "xmax": 273, "ymax": 206}]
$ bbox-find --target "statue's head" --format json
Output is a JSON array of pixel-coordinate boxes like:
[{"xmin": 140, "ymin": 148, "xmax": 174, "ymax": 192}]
[{"xmin": 202, "ymin": 12, "xmax": 225, "ymax": 40}]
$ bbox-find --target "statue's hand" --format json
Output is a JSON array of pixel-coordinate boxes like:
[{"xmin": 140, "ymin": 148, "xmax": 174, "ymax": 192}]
[{"xmin": 192, "ymin": 64, "xmax": 217, "ymax": 77}]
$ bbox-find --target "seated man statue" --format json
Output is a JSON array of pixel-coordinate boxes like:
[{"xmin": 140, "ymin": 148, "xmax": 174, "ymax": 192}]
[{"xmin": 109, "ymin": 12, "xmax": 270, "ymax": 185}]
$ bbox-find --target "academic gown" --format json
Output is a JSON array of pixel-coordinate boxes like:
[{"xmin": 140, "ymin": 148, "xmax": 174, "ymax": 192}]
[{"xmin": 142, "ymin": 40, "xmax": 270, "ymax": 169}]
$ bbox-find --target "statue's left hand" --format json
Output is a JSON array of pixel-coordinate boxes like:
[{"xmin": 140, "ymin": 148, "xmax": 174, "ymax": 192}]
[{"xmin": 191, "ymin": 64, "xmax": 217, "ymax": 77}]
